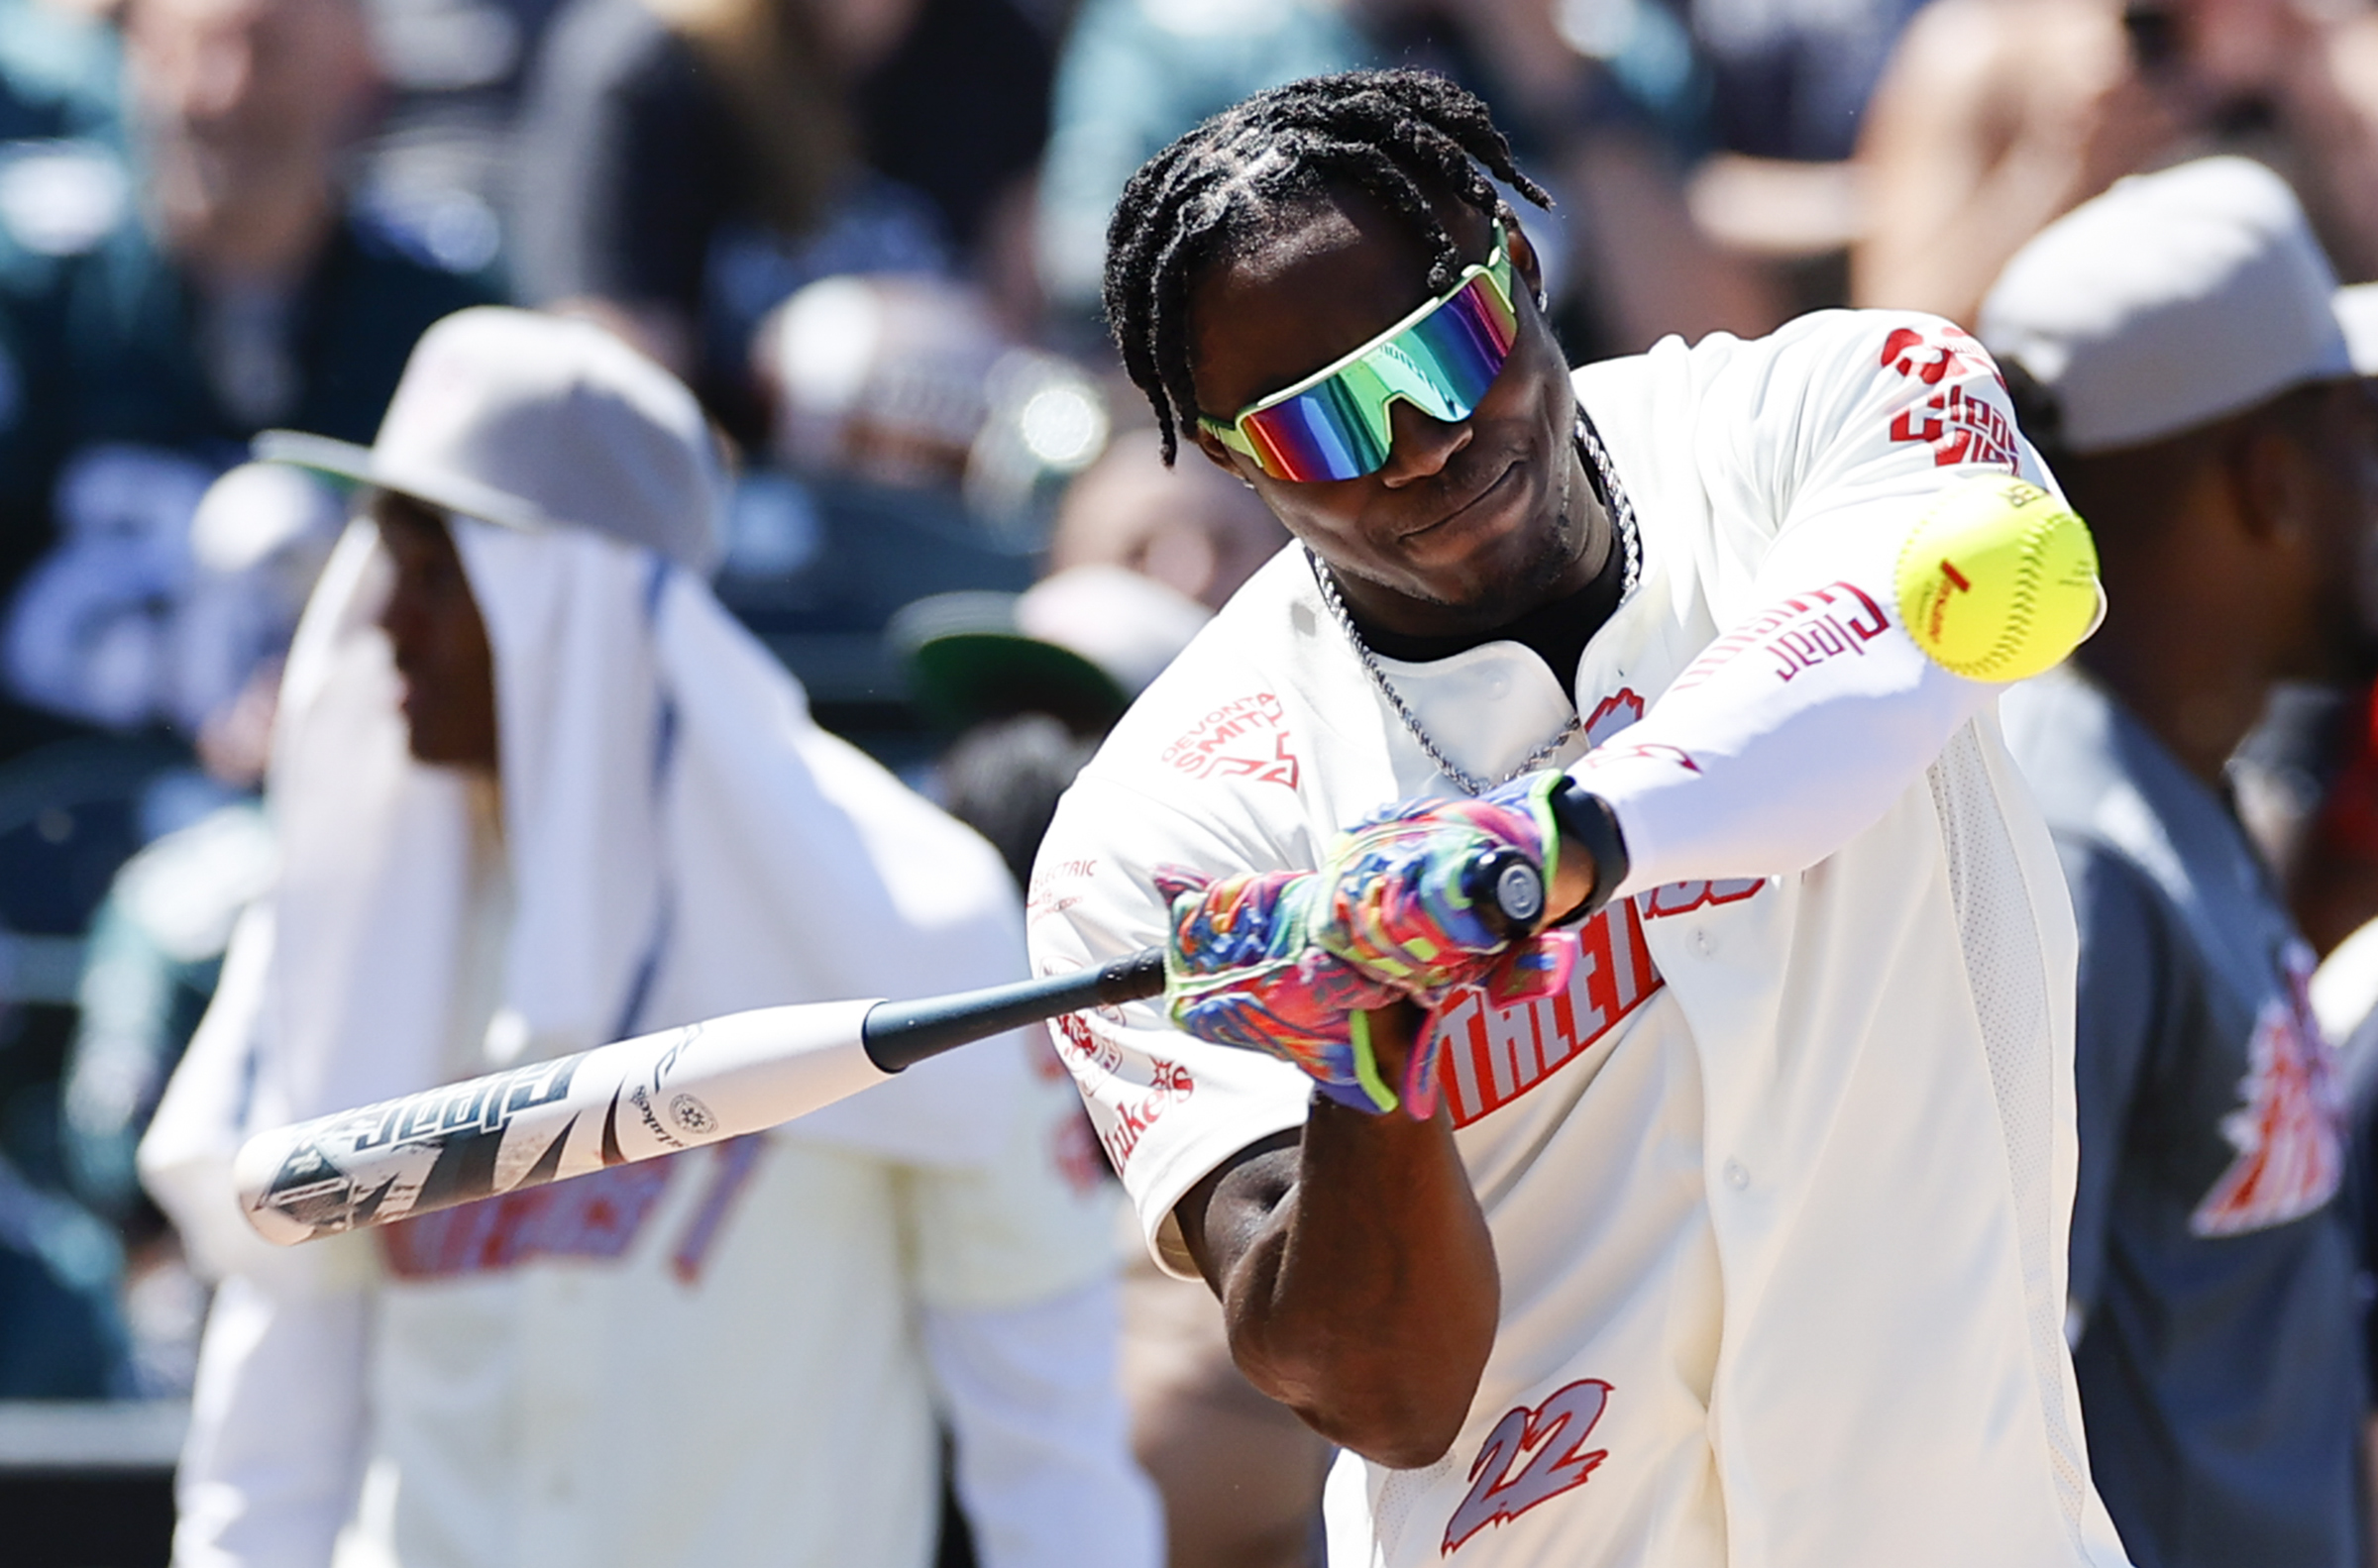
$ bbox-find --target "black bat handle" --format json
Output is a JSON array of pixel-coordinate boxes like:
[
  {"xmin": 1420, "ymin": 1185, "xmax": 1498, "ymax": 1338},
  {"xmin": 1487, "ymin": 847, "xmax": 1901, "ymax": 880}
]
[
  {"xmin": 861, "ymin": 946, "xmax": 1168, "ymax": 1073},
  {"xmin": 861, "ymin": 845, "xmax": 1547, "ymax": 1073}
]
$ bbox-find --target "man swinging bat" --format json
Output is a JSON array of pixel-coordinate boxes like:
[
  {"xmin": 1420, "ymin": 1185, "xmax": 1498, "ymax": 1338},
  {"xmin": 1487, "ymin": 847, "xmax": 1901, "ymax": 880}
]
[
  {"xmin": 1027, "ymin": 69, "xmax": 2136, "ymax": 1568},
  {"xmin": 219, "ymin": 68, "xmax": 2123, "ymax": 1568}
]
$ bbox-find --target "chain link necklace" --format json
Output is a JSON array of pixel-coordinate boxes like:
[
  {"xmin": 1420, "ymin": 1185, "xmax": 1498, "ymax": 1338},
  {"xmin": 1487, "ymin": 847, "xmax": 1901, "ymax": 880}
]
[{"xmin": 1310, "ymin": 410, "xmax": 1643, "ymax": 796}]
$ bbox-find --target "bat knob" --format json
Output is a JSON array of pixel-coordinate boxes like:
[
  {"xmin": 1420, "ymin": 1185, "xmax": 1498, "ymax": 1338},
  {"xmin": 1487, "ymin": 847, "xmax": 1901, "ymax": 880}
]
[{"xmin": 1469, "ymin": 848, "xmax": 1546, "ymax": 937}]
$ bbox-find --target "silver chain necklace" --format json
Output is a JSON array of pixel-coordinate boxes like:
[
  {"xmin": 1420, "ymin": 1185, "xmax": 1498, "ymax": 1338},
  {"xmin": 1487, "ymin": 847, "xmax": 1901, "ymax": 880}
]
[{"xmin": 1311, "ymin": 411, "xmax": 1643, "ymax": 796}]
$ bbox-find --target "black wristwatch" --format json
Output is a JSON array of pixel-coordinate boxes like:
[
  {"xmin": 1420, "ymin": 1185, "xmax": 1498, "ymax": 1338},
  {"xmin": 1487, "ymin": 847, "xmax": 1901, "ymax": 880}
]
[{"xmin": 1547, "ymin": 776, "xmax": 1630, "ymax": 926}]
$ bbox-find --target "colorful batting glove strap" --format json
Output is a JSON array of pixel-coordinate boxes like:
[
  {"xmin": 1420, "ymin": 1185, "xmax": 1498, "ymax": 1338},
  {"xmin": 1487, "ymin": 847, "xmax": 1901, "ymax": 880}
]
[{"xmin": 1310, "ymin": 772, "xmax": 1566, "ymax": 993}]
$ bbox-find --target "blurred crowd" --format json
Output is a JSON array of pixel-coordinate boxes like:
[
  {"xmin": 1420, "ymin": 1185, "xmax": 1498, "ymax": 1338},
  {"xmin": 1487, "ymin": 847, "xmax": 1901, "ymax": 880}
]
[{"xmin": 2, "ymin": 0, "xmax": 2378, "ymax": 1562}]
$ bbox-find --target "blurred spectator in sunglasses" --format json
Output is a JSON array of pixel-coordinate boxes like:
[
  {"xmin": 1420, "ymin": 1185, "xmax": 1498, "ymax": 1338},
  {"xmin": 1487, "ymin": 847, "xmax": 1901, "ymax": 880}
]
[{"xmin": 1853, "ymin": 0, "xmax": 2378, "ymax": 328}]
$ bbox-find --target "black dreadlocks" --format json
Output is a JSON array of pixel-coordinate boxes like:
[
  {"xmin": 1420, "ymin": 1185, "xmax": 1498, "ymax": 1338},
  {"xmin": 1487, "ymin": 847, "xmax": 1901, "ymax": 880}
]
[{"xmin": 1102, "ymin": 68, "xmax": 1553, "ymax": 467}]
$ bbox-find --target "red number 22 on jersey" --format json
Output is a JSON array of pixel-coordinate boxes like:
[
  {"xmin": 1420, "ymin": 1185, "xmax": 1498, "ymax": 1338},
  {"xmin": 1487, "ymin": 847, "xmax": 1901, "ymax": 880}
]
[{"xmin": 1442, "ymin": 1379, "xmax": 1613, "ymax": 1555}]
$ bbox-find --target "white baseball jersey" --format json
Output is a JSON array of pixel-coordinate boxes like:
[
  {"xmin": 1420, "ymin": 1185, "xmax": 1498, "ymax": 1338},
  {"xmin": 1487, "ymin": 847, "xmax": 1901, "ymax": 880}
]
[{"xmin": 1029, "ymin": 311, "xmax": 2135, "ymax": 1568}]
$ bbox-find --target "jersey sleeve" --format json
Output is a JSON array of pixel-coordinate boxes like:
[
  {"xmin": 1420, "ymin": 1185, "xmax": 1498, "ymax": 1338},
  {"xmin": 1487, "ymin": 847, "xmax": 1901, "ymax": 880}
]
[
  {"xmin": 1572, "ymin": 312, "xmax": 2069, "ymax": 894},
  {"xmin": 1027, "ymin": 772, "xmax": 1315, "ymax": 1280}
]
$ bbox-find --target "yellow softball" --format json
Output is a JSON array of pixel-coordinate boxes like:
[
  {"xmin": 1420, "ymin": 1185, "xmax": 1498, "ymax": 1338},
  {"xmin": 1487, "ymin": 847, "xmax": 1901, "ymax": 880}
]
[{"xmin": 1894, "ymin": 475, "xmax": 2102, "ymax": 682}]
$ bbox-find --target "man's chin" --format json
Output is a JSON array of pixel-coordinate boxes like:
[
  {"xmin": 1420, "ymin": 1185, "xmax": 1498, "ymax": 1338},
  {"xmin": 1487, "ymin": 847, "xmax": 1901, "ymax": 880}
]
[{"xmin": 1416, "ymin": 504, "xmax": 1587, "ymax": 625}]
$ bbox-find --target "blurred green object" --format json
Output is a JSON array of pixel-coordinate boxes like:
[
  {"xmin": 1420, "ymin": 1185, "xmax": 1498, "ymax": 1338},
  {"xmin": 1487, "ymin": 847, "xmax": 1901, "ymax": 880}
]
[{"xmin": 889, "ymin": 590, "xmax": 1129, "ymax": 734}]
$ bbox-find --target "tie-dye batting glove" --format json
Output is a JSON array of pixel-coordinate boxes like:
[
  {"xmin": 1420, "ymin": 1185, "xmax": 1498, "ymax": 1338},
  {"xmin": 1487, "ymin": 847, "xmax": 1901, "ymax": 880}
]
[
  {"xmin": 1309, "ymin": 772, "xmax": 1567, "ymax": 992},
  {"xmin": 1158, "ymin": 864, "xmax": 1414, "ymax": 1113},
  {"xmin": 1155, "ymin": 774, "xmax": 1584, "ymax": 1117}
]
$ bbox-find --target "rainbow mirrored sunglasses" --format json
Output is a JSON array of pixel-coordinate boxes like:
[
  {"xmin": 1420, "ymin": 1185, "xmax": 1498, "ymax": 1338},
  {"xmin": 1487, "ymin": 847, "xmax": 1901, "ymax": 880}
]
[{"xmin": 1199, "ymin": 223, "xmax": 1520, "ymax": 483}]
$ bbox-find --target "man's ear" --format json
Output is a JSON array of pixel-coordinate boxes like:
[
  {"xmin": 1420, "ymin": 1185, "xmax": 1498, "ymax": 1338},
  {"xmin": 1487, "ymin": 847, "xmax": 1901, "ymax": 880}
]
[
  {"xmin": 1190, "ymin": 423, "xmax": 1255, "ymax": 483},
  {"xmin": 2228, "ymin": 413, "xmax": 2315, "ymax": 548},
  {"xmin": 1504, "ymin": 213, "xmax": 1550, "ymax": 312}
]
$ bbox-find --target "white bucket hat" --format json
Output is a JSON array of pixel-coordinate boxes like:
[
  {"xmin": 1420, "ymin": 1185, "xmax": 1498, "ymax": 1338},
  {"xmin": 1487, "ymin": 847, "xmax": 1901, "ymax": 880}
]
[
  {"xmin": 1979, "ymin": 157, "xmax": 2356, "ymax": 455},
  {"xmin": 254, "ymin": 306, "xmax": 728, "ymax": 575}
]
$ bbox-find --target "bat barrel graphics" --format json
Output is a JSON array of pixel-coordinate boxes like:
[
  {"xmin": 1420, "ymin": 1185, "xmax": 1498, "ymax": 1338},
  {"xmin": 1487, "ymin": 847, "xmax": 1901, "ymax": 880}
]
[{"xmin": 235, "ymin": 948, "xmax": 1170, "ymax": 1246}]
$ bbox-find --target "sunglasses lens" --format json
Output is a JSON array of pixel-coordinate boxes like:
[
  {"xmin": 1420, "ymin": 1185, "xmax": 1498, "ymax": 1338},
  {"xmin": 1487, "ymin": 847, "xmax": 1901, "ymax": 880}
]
[
  {"xmin": 1236, "ymin": 271, "xmax": 1519, "ymax": 481},
  {"xmin": 1242, "ymin": 376, "xmax": 1389, "ymax": 482}
]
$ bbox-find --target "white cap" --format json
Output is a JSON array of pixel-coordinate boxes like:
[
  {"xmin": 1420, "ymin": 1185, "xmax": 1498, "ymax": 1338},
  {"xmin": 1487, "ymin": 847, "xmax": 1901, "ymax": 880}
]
[
  {"xmin": 255, "ymin": 307, "xmax": 727, "ymax": 575},
  {"xmin": 1980, "ymin": 157, "xmax": 2354, "ymax": 454},
  {"xmin": 2337, "ymin": 283, "xmax": 2378, "ymax": 377}
]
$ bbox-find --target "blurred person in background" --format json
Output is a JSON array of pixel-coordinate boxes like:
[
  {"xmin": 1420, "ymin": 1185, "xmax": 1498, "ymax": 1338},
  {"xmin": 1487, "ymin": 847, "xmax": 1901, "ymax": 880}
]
[
  {"xmin": 1687, "ymin": 0, "xmax": 1923, "ymax": 162},
  {"xmin": 1032, "ymin": 0, "xmax": 1373, "ymax": 344},
  {"xmin": 898, "ymin": 563, "xmax": 1214, "ymax": 880},
  {"xmin": 140, "ymin": 308, "xmax": 1157, "ymax": 1568},
  {"xmin": 1353, "ymin": 0, "xmax": 1785, "ymax": 357},
  {"xmin": 1038, "ymin": 0, "xmax": 1781, "ymax": 362},
  {"xmin": 1041, "ymin": 428, "xmax": 1288, "ymax": 614},
  {"xmin": 0, "ymin": 0, "xmax": 144, "ymax": 1408},
  {"xmin": 2251, "ymin": 291, "xmax": 2378, "ymax": 1564},
  {"xmin": 2268, "ymin": 288, "xmax": 2378, "ymax": 988},
  {"xmin": 1985, "ymin": 157, "xmax": 2378, "ymax": 1568},
  {"xmin": 507, "ymin": 0, "xmax": 1054, "ymax": 443},
  {"xmin": 1854, "ymin": 0, "xmax": 2378, "ymax": 327},
  {"xmin": 0, "ymin": 0, "xmax": 493, "ymax": 763}
]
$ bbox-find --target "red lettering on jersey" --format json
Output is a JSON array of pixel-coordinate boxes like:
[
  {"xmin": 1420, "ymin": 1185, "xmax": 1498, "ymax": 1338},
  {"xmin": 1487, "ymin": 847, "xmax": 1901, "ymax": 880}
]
[
  {"xmin": 1436, "ymin": 901, "xmax": 1664, "ymax": 1127},
  {"xmin": 1593, "ymin": 740, "xmax": 1700, "ymax": 775},
  {"xmin": 2192, "ymin": 946, "xmax": 2345, "ymax": 1236},
  {"xmin": 1444, "ymin": 1380, "xmax": 1614, "ymax": 1555},
  {"xmin": 1879, "ymin": 326, "xmax": 2020, "ymax": 469},
  {"xmin": 1668, "ymin": 581, "xmax": 1891, "ymax": 693},
  {"xmin": 1051, "ymin": 1007, "xmax": 1127, "ymax": 1086},
  {"xmin": 1583, "ymin": 687, "xmax": 1693, "ymax": 774},
  {"xmin": 1099, "ymin": 1058, "xmax": 1195, "ymax": 1171},
  {"xmin": 1162, "ymin": 693, "xmax": 1302, "ymax": 791},
  {"xmin": 1027, "ymin": 858, "xmax": 1097, "ymax": 921},
  {"xmin": 1890, "ymin": 383, "xmax": 2021, "ymax": 470},
  {"xmin": 1582, "ymin": 689, "xmax": 1646, "ymax": 746},
  {"xmin": 1879, "ymin": 323, "xmax": 2000, "ymax": 388},
  {"xmin": 1638, "ymin": 878, "xmax": 1764, "ymax": 917}
]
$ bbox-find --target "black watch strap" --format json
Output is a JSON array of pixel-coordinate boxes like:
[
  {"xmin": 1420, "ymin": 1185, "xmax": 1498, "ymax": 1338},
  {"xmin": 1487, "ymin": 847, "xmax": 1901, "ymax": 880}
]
[{"xmin": 1547, "ymin": 776, "xmax": 1630, "ymax": 925}]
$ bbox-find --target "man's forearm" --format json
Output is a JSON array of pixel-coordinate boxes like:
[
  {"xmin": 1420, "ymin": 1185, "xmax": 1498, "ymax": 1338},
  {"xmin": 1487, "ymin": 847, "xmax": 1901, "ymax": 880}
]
[{"xmin": 1185, "ymin": 1014, "xmax": 1499, "ymax": 1469}]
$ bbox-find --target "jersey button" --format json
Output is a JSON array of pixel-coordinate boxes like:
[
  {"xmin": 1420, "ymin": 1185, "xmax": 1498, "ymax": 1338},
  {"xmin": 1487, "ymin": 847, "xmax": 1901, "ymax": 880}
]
[
  {"xmin": 1690, "ymin": 929, "xmax": 1713, "ymax": 958},
  {"xmin": 1723, "ymin": 1159, "xmax": 1750, "ymax": 1191}
]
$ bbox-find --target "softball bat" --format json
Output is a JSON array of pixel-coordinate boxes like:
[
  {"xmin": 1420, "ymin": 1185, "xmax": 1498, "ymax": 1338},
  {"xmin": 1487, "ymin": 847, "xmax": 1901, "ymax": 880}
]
[
  {"xmin": 233, "ymin": 948, "xmax": 1167, "ymax": 1246},
  {"xmin": 234, "ymin": 846, "xmax": 1554, "ymax": 1246}
]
